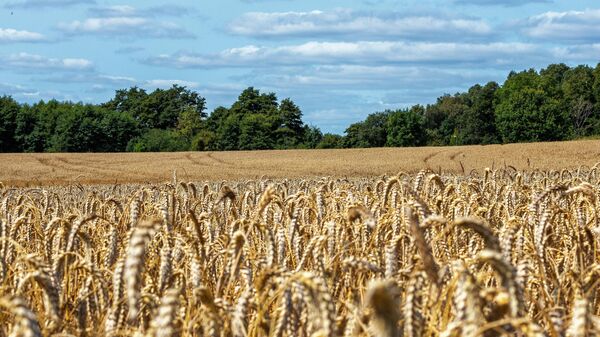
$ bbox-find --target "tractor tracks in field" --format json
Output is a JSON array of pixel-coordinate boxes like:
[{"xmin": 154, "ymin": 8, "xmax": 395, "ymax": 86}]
[
  {"xmin": 421, "ymin": 149, "xmax": 465, "ymax": 172},
  {"xmin": 35, "ymin": 155, "xmax": 135, "ymax": 179},
  {"xmin": 422, "ymin": 150, "xmax": 442, "ymax": 165},
  {"xmin": 185, "ymin": 153, "xmax": 235, "ymax": 168}
]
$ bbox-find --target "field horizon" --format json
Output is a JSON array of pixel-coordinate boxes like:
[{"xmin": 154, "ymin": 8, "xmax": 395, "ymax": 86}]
[{"xmin": 2, "ymin": 139, "xmax": 599, "ymax": 186}]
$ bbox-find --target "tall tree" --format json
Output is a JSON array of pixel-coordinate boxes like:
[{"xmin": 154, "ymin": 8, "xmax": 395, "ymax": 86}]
[
  {"xmin": 458, "ymin": 82, "xmax": 499, "ymax": 144},
  {"xmin": 104, "ymin": 85, "xmax": 206, "ymax": 130},
  {"xmin": 562, "ymin": 65, "xmax": 595, "ymax": 136},
  {"xmin": 386, "ymin": 107, "xmax": 426, "ymax": 147},
  {"xmin": 238, "ymin": 114, "xmax": 274, "ymax": 150},
  {"xmin": 277, "ymin": 98, "xmax": 305, "ymax": 147},
  {"xmin": 0, "ymin": 96, "xmax": 20, "ymax": 152}
]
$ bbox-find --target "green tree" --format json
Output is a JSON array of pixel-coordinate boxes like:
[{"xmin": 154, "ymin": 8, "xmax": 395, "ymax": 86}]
[
  {"xmin": 343, "ymin": 112, "xmax": 389, "ymax": 148},
  {"xmin": 215, "ymin": 114, "xmax": 241, "ymax": 151},
  {"xmin": 127, "ymin": 129, "xmax": 189, "ymax": 152},
  {"xmin": 301, "ymin": 125, "xmax": 323, "ymax": 148},
  {"xmin": 424, "ymin": 95, "xmax": 468, "ymax": 145},
  {"xmin": 48, "ymin": 104, "xmax": 138, "ymax": 152},
  {"xmin": 177, "ymin": 106, "xmax": 203, "ymax": 142},
  {"xmin": 97, "ymin": 108, "xmax": 139, "ymax": 151},
  {"xmin": 317, "ymin": 133, "xmax": 343, "ymax": 149},
  {"xmin": 191, "ymin": 130, "xmax": 216, "ymax": 151},
  {"xmin": 539, "ymin": 63, "xmax": 569, "ymax": 99},
  {"xmin": 238, "ymin": 114, "xmax": 274, "ymax": 150},
  {"xmin": 50, "ymin": 104, "xmax": 100, "ymax": 152},
  {"xmin": 278, "ymin": 98, "xmax": 305, "ymax": 146},
  {"xmin": 590, "ymin": 63, "xmax": 600, "ymax": 134},
  {"xmin": 458, "ymin": 82, "xmax": 500, "ymax": 144},
  {"xmin": 386, "ymin": 107, "xmax": 426, "ymax": 147},
  {"xmin": 0, "ymin": 96, "xmax": 20, "ymax": 152},
  {"xmin": 343, "ymin": 121, "xmax": 369, "ymax": 148},
  {"xmin": 104, "ymin": 85, "xmax": 206, "ymax": 130},
  {"xmin": 230, "ymin": 87, "xmax": 278, "ymax": 117},
  {"xmin": 562, "ymin": 65, "xmax": 595, "ymax": 136},
  {"xmin": 495, "ymin": 87, "xmax": 568, "ymax": 142},
  {"xmin": 16, "ymin": 100, "xmax": 69, "ymax": 152}
]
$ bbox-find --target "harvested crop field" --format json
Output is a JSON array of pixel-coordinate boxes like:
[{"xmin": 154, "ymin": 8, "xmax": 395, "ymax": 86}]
[{"xmin": 1, "ymin": 139, "xmax": 600, "ymax": 186}]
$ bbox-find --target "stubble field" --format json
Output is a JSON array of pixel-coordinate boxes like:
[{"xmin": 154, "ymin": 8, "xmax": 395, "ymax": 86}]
[{"xmin": 1, "ymin": 139, "xmax": 599, "ymax": 186}]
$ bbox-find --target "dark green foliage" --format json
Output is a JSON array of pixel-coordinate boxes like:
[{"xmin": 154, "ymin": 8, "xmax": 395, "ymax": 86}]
[
  {"xmin": 238, "ymin": 114, "xmax": 275, "ymax": 150},
  {"xmin": 103, "ymin": 85, "xmax": 206, "ymax": 130},
  {"xmin": 204, "ymin": 87, "xmax": 310, "ymax": 151},
  {"xmin": 495, "ymin": 87, "xmax": 567, "ymax": 142},
  {"xmin": 386, "ymin": 106, "xmax": 426, "ymax": 147},
  {"xmin": 317, "ymin": 133, "xmax": 343, "ymax": 149},
  {"xmin": 302, "ymin": 125, "xmax": 323, "ymax": 149},
  {"xmin": 343, "ymin": 112, "xmax": 389, "ymax": 148},
  {"xmin": 50, "ymin": 105, "xmax": 137, "ymax": 152},
  {"xmin": 458, "ymin": 82, "xmax": 499, "ymax": 144},
  {"xmin": 0, "ymin": 96, "xmax": 20, "ymax": 152},
  {"xmin": 1, "ymin": 62, "xmax": 600, "ymax": 152},
  {"xmin": 127, "ymin": 129, "xmax": 189, "ymax": 152}
]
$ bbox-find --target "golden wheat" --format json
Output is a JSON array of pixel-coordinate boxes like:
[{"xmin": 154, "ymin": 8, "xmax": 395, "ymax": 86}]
[{"xmin": 0, "ymin": 164, "xmax": 599, "ymax": 336}]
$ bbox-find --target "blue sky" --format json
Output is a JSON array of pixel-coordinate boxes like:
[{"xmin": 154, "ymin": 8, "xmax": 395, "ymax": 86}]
[{"xmin": 1, "ymin": 0, "xmax": 599, "ymax": 133}]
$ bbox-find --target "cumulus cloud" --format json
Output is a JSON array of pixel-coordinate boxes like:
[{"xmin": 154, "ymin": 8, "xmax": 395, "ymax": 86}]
[
  {"xmin": 0, "ymin": 28, "xmax": 46, "ymax": 42},
  {"xmin": 5, "ymin": 0, "xmax": 94, "ymax": 9},
  {"xmin": 522, "ymin": 9, "xmax": 600, "ymax": 42},
  {"xmin": 551, "ymin": 44, "xmax": 600, "ymax": 61},
  {"xmin": 145, "ymin": 41, "xmax": 541, "ymax": 68},
  {"xmin": 0, "ymin": 82, "xmax": 74, "ymax": 102},
  {"xmin": 0, "ymin": 82, "xmax": 37, "ymax": 96},
  {"xmin": 238, "ymin": 65, "xmax": 500, "ymax": 90},
  {"xmin": 42, "ymin": 73, "xmax": 136, "ymax": 85},
  {"xmin": 88, "ymin": 4, "xmax": 191, "ymax": 18},
  {"xmin": 58, "ymin": 17, "xmax": 194, "ymax": 39},
  {"xmin": 1, "ymin": 52, "xmax": 93, "ymax": 71},
  {"xmin": 454, "ymin": 0, "xmax": 551, "ymax": 6},
  {"xmin": 40, "ymin": 73, "xmax": 200, "ymax": 91},
  {"xmin": 144, "ymin": 79, "xmax": 199, "ymax": 89},
  {"xmin": 58, "ymin": 5, "xmax": 195, "ymax": 39},
  {"xmin": 228, "ymin": 9, "xmax": 493, "ymax": 40}
]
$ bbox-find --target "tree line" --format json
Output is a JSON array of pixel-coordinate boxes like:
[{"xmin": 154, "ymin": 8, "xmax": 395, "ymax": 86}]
[{"xmin": 0, "ymin": 62, "xmax": 599, "ymax": 153}]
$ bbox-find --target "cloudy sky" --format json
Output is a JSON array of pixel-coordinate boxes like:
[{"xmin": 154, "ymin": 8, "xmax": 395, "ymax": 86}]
[{"xmin": 1, "ymin": 0, "xmax": 599, "ymax": 133}]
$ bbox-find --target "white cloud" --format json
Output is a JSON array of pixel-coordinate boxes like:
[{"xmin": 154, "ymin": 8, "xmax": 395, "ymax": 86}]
[
  {"xmin": 0, "ymin": 82, "xmax": 35, "ymax": 95},
  {"xmin": 239, "ymin": 65, "xmax": 500, "ymax": 90},
  {"xmin": 228, "ymin": 9, "xmax": 492, "ymax": 40},
  {"xmin": 89, "ymin": 4, "xmax": 190, "ymax": 18},
  {"xmin": 5, "ymin": 0, "xmax": 94, "ymax": 9},
  {"xmin": 0, "ymin": 82, "xmax": 74, "ymax": 102},
  {"xmin": 2, "ymin": 52, "xmax": 93, "ymax": 71},
  {"xmin": 0, "ymin": 28, "xmax": 46, "ymax": 42},
  {"xmin": 551, "ymin": 44, "xmax": 600, "ymax": 61},
  {"xmin": 455, "ymin": 0, "xmax": 551, "ymax": 6},
  {"xmin": 40, "ymin": 73, "xmax": 201, "ymax": 92},
  {"xmin": 59, "ymin": 17, "xmax": 193, "ymax": 38},
  {"xmin": 523, "ymin": 8, "xmax": 600, "ymax": 42},
  {"xmin": 144, "ymin": 79, "xmax": 199, "ymax": 89},
  {"xmin": 146, "ymin": 41, "xmax": 541, "ymax": 68}
]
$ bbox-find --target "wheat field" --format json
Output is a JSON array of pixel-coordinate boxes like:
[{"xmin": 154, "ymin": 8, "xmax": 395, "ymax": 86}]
[
  {"xmin": 0, "ymin": 161, "xmax": 599, "ymax": 337},
  {"xmin": 1, "ymin": 139, "xmax": 599, "ymax": 186}
]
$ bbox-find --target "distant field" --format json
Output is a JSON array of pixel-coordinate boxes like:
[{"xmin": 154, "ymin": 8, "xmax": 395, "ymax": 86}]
[{"xmin": 1, "ymin": 139, "xmax": 599, "ymax": 186}]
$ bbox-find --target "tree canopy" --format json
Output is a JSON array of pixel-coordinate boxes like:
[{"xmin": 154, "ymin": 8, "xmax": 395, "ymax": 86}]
[{"xmin": 1, "ymin": 62, "xmax": 600, "ymax": 153}]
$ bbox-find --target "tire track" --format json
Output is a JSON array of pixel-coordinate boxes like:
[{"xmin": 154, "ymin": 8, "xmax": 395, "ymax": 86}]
[
  {"xmin": 449, "ymin": 151, "xmax": 464, "ymax": 161},
  {"xmin": 206, "ymin": 152, "xmax": 235, "ymax": 167},
  {"xmin": 422, "ymin": 150, "xmax": 443, "ymax": 165}
]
